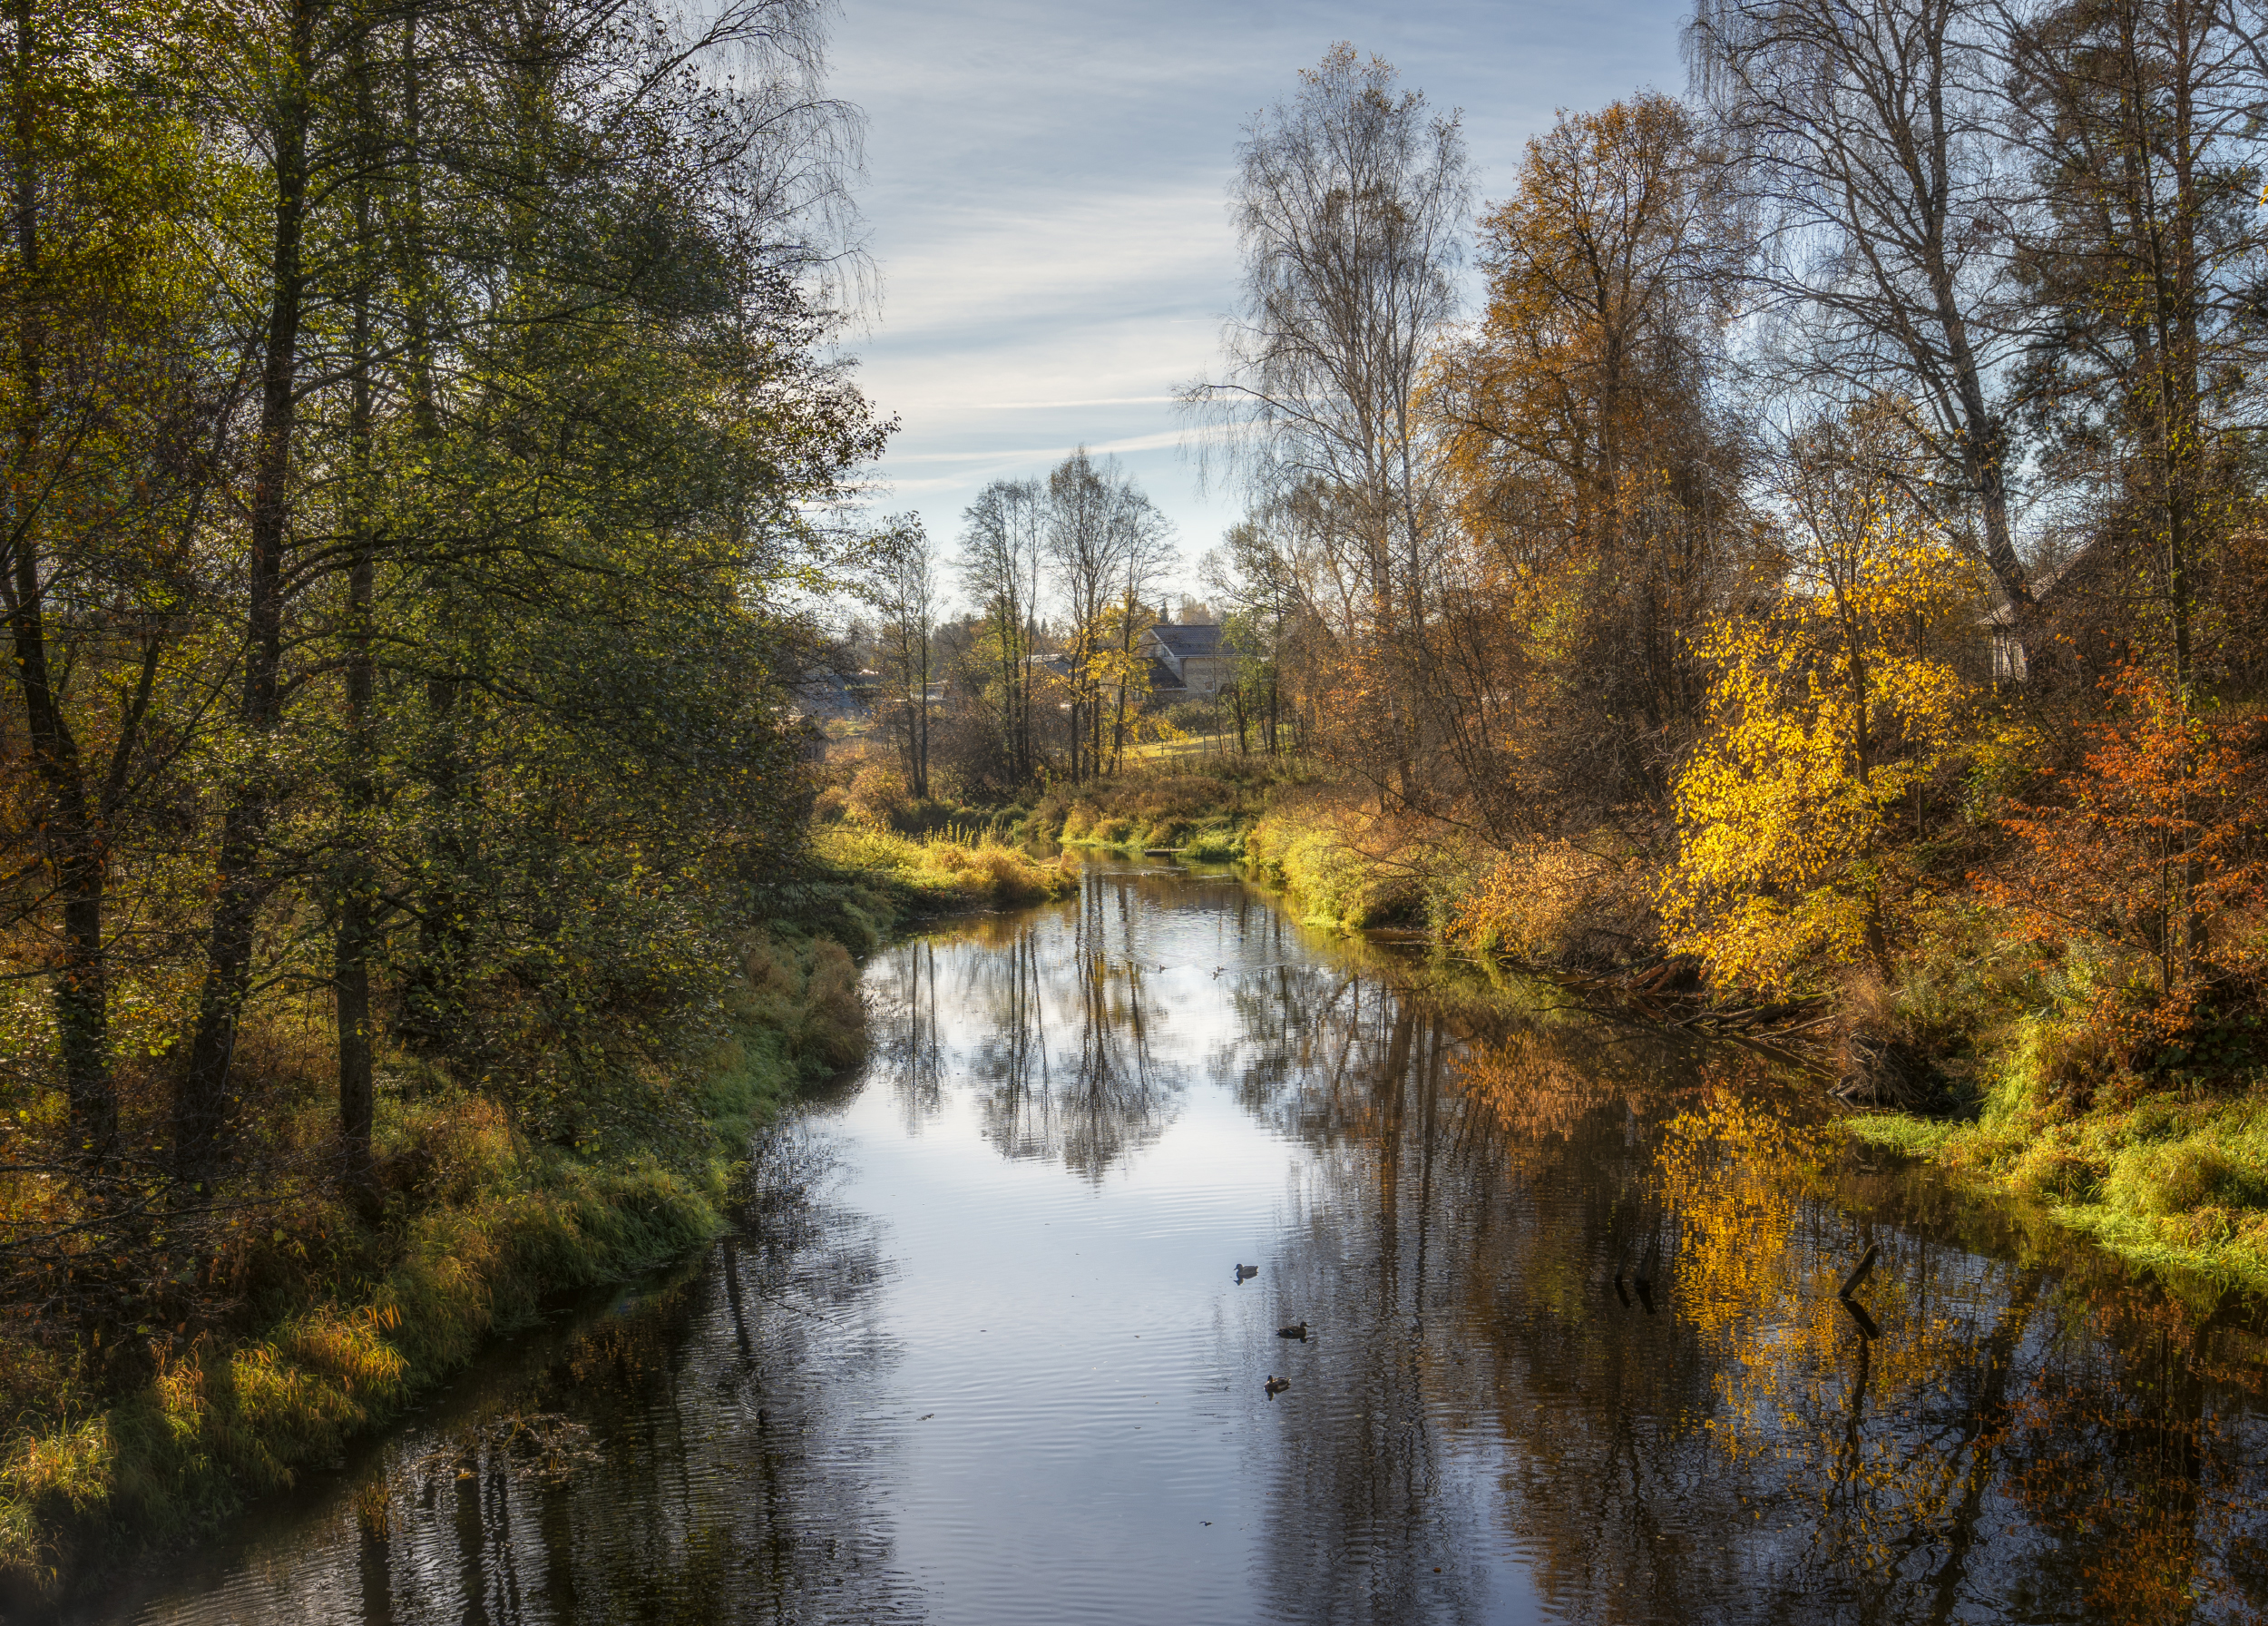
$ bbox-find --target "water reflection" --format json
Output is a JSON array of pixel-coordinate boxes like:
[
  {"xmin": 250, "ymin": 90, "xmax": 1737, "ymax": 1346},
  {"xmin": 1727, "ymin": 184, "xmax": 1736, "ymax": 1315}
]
[
  {"xmin": 875, "ymin": 870, "xmax": 1188, "ymax": 1179},
  {"xmin": 93, "ymin": 861, "xmax": 2268, "ymax": 1626}
]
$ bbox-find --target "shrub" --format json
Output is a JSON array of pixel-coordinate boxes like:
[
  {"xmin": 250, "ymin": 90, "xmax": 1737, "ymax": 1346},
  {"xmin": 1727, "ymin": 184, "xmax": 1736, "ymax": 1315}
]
[
  {"xmin": 1994, "ymin": 669, "xmax": 2268, "ymax": 1001},
  {"xmin": 814, "ymin": 825, "xmax": 1078, "ymax": 912},
  {"xmin": 1186, "ymin": 828, "xmax": 1242, "ymax": 862},
  {"xmin": 1146, "ymin": 818, "xmax": 1195, "ymax": 850},
  {"xmin": 798, "ymin": 941, "xmax": 867, "ymax": 1070},
  {"xmin": 1244, "ymin": 804, "xmax": 1427, "ymax": 929},
  {"xmin": 1448, "ymin": 839, "xmax": 1652, "ymax": 968},
  {"xmin": 845, "ymin": 764, "xmax": 910, "ymax": 829}
]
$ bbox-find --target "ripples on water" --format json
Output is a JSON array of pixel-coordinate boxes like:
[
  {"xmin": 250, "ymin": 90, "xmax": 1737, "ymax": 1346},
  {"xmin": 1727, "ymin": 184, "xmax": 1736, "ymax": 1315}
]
[{"xmin": 92, "ymin": 863, "xmax": 2268, "ymax": 1624}]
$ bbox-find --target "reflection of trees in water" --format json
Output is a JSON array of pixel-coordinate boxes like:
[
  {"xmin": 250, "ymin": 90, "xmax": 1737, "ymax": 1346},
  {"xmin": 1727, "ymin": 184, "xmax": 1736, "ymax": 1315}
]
[
  {"xmin": 1049, "ymin": 877, "xmax": 1178, "ymax": 1180},
  {"xmin": 866, "ymin": 875, "xmax": 1186, "ymax": 1181},
  {"xmin": 154, "ymin": 1130, "xmax": 922, "ymax": 1624},
  {"xmin": 1245, "ymin": 989, "xmax": 2268, "ymax": 1624},
  {"xmin": 1248, "ymin": 1006, "xmax": 1497, "ymax": 1626},
  {"xmin": 871, "ymin": 936, "xmax": 947, "ymax": 1132}
]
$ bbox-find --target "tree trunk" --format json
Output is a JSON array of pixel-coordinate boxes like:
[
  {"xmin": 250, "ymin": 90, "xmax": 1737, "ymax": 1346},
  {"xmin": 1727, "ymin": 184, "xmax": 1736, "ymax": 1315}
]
[
  {"xmin": 5, "ymin": 0, "xmax": 117, "ymax": 1152},
  {"xmin": 179, "ymin": 0, "xmax": 317, "ymax": 1162},
  {"xmin": 336, "ymin": 18, "xmax": 377, "ymax": 1176}
]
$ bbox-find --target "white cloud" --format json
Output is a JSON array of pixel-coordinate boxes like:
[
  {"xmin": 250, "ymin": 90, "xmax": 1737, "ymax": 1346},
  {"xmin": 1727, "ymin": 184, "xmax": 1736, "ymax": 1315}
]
[{"xmin": 828, "ymin": 0, "xmax": 1696, "ymax": 592}]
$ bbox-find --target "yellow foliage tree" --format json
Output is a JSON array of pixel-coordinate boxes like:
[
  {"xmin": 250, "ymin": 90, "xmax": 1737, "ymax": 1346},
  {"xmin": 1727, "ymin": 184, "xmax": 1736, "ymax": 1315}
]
[{"xmin": 1660, "ymin": 415, "xmax": 1985, "ymax": 992}]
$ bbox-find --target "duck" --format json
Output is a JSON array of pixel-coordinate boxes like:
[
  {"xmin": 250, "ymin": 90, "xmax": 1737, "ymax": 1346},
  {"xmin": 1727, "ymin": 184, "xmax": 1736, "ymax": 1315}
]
[
  {"xmin": 1276, "ymin": 1322, "xmax": 1307, "ymax": 1340},
  {"xmin": 1235, "ymin": 1264, "xmax": 1259, "ymax": 1282},
  {"xmin": 1264, "ymin": 1376, "xmax": 1290, "ymax": 1397}
]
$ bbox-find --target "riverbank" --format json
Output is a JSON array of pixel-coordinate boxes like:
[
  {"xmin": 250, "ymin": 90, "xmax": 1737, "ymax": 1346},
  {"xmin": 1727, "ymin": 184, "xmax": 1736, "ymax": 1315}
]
[
  {"xmin": 1849, "ymin": 1064, "xmax": 2268, "ymax": 1297},
  {"xmin": 1033, "ymin": 763, "xmax": 2268, "ymax": 1296},
  {"xmin": 813, "ymin": 823, "xmax": 1080, "ymax": 910},
  {"xmin": 0, "ymin": 828, "xmax": 1070, "ymax": 1610},
  {"xmin": 1024, "ymin": 758, "xmax": 1286, "ymax": 862},
  {"xmin": 0, "ymin": 931, "xmax": 854, "ymax": 1608}
]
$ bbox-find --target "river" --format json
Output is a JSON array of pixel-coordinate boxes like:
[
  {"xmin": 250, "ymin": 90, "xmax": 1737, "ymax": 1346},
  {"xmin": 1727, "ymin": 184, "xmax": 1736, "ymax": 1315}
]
[{"xmin": 90, "ymin": 860, "xmax": 2268, "ymax": 1623}]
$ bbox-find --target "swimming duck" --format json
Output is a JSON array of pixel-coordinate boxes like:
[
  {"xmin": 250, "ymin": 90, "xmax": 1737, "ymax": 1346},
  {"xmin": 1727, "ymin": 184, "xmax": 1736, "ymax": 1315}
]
[
  {"xmin": 1264, "ymin": 1376, "xmax": 1290, "ymax": 1397},
  {"xmin": 1235, "ymin": 1264, "xmax": 1258, "ymax": 1282},
  {"xmin": 1276, "ymin": 1322, "xmax": 1307, "ymax": 1340}
]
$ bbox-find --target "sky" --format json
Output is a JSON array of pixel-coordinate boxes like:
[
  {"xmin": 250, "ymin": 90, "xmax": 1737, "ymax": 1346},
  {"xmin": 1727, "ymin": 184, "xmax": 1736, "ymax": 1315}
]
[{"xmin": 826, "ymin": 0, "xmax": 1696, "ymax": 612}]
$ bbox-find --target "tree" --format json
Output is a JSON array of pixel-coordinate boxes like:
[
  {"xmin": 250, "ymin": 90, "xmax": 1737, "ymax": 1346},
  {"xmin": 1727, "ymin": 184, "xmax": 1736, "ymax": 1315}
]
[
  {"xmin": 872, "ymin": 516, "xmax": 937, "ymax": 798},
  {"xmin": 1203, "ymin": 525, "xmax": 1295, "ymax": 758},
  {"xmin": 1182, "ymin": 44, "xmax": 1467, "ymax": 808},
  {"xmin": 0, "ymin": 0, "xmax": 887, "ymax": 1335},
  {"xmin": 1431, "ymin": 93, "xmax": 1752, "ymax": 820},
  {"xmin": 1, "ymin": 0, "xmax": 235, "ymax": 1156},
  {"xmin": 1995, "ymin": 666, "xmax": 2266, "ymax": 998},
  {"xmin": 958, "ymin": 477, "xmax": 1045, "ymax": 782},
  {"xmin": 1688, "ymin": 0, "xmax": 2038, "ymax": 625},
  {"xmin": 1661, "ymin": 412, "xmax": 1988, "ymax": 991},
  {"xmin": 2003, "ymin": 0, "xmax": 2268, "ymax": 695},
  {"xmin": 1045, "ymin": 449, "xmax": 1173, "ymax": 779}
]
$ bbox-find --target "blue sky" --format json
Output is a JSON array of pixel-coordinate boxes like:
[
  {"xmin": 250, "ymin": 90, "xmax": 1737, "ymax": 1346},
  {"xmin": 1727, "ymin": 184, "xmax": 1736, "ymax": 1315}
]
[{"xmin": 827, "ymin": 0, "xmax": 1695, "ymax": 609}]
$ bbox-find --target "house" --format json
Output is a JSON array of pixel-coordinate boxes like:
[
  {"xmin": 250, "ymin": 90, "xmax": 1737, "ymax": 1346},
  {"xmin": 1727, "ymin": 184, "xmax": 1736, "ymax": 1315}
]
[
  {"xmin": 1980, "ymin": 540, "xmax": 2122, "ymax": 684},
  {"xmin": 1134, "ymin": 614, "xmax": 1244, "ymax": 700},
  {"xmin": 788, "ymin": 667, "xmax": 865, "ymax": 721}
]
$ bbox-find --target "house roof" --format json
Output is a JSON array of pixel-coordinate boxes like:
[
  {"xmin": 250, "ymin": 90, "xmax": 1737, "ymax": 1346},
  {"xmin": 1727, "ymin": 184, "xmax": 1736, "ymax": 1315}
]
[{"xmin": 1147, "ymin": 621, "xmax": 1237, "ymax": 658}]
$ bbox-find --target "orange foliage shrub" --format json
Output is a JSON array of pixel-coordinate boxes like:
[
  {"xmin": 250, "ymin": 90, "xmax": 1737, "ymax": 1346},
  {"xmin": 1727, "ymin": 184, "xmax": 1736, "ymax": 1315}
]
[
  {"xmin": 1990, "ymin": 668, "xmax": 2268, "ymax": 999},
  {"xmin": 1447, "ymin": 839, "xmax": 1652, "ymax": 967}
]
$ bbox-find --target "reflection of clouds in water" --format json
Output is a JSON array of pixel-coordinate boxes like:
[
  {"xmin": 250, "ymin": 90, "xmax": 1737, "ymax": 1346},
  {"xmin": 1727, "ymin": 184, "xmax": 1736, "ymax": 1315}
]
[{"xmin": 865, "ymin": 873, "xmax": 1198, "ymax": 1181}]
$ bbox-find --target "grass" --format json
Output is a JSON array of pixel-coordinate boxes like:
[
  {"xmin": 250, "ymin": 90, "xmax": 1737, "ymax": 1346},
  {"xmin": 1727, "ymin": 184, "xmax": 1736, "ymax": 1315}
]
[
  {"xmin": 0, "ymin": 924, "xmax": 872, "ymax": 1608},
  {"xmin": 814, "ymin": 824, "xmax": 1079, "ymax": 911},
  {"xmin": 1846, "ymin": 1113, "xmax": 1966, "ymax": 1161},
  {"xmin": 1845, "ymin": 995, "xmax": 2268, "ymax": 1293},
  {"xmin": 1031, "ymin": 757, "xmax": 1288, "ymax": 860}
]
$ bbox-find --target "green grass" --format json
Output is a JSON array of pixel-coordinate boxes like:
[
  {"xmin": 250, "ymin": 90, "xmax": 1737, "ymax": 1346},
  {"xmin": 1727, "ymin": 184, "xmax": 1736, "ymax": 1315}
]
[
  {"xmin": 1846, "ymin": 1113, "xmax": 1967, "ymax": 1161},
  {"xmin": 0, "ymin": 926, "xmax": 869, "ymax": 1606},
  {"xmin": 1031, "ymin": 759, "xmax": 1290, "ymax": 862},
  {"xmin": 1845, "ymin": 1053, "xmax": 2268, "ymax": 1294}
]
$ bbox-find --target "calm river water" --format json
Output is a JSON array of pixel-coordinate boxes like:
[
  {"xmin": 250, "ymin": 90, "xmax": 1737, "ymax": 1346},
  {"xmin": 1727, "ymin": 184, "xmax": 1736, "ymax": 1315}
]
[{"xmin": 91, "ymin": 861, "xmax": 2268, "ymax": 1623}]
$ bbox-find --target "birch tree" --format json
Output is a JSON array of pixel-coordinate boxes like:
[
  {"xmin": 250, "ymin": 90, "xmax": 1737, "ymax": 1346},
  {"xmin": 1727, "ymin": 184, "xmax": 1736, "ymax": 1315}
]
[
  {"xmin": 1182, "ymin": 44, "xmax": 1467, "ymax": 808},
  {"xmin": 1687, "ymin": 0, "xmax": 2038, "ymax": 626}
]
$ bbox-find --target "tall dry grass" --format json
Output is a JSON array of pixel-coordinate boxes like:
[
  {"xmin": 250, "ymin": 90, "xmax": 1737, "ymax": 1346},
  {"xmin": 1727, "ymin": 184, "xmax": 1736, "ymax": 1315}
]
[{"xmin": 816, "ymin": 825, "xmax": 1078, "ymax": 910}]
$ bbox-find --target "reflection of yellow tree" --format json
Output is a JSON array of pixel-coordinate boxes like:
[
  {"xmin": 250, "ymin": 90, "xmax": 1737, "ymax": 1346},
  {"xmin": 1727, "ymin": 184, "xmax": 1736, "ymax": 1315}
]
[
  {"xmin": 1651, "ymin": 1088, "xmax": 1974, "ymax": 1573},
  {"xmin": 1372, "ymin": 1019, "xmax": 2259, "ymax": 1619}
]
